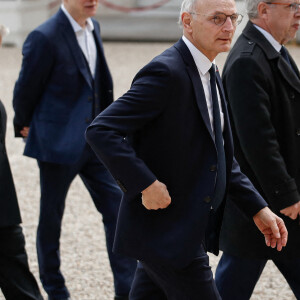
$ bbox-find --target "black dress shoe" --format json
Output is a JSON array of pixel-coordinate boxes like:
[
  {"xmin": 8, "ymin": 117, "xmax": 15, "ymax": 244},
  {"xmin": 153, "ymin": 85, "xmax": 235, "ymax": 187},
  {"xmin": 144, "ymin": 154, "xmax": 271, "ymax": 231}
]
[{"xmin": 114, "ymin": 296, "xmax": 129, "ymax": 300}]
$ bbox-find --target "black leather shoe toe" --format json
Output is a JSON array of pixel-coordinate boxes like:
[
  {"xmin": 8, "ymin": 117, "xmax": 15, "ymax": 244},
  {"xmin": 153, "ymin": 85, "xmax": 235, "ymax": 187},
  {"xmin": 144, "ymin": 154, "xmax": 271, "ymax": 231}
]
[{"xmin": 114, "ymin": 296, "xmax": 129, "ymax": 300}]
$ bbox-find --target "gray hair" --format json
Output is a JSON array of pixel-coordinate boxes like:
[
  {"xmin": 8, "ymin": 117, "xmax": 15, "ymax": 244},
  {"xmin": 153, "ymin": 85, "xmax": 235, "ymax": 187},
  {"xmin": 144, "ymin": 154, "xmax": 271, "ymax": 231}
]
[
  {"xmin": 246, "ymin": 0, "xmax": 270, "ymax": 19},
  {"xmin": 178, "ymin": 0, "xmax": 198, "ymax": 25}
]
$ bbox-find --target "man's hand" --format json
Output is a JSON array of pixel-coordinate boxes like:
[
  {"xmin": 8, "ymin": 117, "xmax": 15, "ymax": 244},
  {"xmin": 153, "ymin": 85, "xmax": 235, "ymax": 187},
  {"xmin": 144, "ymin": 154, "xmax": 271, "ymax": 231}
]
[
  {"xmin": 253, "ymin": 207, "xmax": 288, "ymax": 251},
  {"xmin": 141, "ymin": 180, "xmax": 171, "ymax": 210},
  {"xmin": 20, "ymin": 126, "xmax": 29, "ymax": 137},
  {"xmin": 280, "ymin": 201, "xmax": 300, "ymax": 220}
]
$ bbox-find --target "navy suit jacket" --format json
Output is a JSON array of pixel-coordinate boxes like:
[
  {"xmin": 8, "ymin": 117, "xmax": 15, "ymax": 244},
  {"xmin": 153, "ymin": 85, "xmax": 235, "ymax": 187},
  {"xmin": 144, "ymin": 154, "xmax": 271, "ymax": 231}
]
[
  {"xmin": 86, "ymin": 39, "xmax": 267, "ymax": 268},
  {"xmin": 13, "ymin": 9, "xmax": 113, "ymax": 164}
]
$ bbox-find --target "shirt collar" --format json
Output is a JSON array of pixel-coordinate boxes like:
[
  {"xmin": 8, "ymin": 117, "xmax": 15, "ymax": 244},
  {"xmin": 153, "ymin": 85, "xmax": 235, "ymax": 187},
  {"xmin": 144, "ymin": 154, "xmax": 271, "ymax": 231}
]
[
  {"xmin": 61, "ymin": 4, "xmax": 94, "ymax": 33},
  {"xmin": 254, "ymin": 24, "xmax": 282, "ymax": 52},
  {"xmin": 182, "ymin": 35, "xmax": 214, "ymax": 76}
]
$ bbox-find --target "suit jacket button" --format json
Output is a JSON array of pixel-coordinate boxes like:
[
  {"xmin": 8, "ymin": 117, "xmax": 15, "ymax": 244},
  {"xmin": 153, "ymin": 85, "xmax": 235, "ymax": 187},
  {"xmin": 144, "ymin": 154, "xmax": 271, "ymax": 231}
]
[
  {"xmin": 85, "ymin": 117, "xmax": 91, "ymax": 124},
  {"xmin": 296, "ymin": 129, "xmax": 300, "ymax": 136},
  {"xmin": 88, "ymin": 96, "xmax": 93, "ymax": 102},
  {"xmin": 210, "ymin": 165, "xmax": 217, "ymax": 172},
  {"xmin": 290, "ymin": 92, "xmax": 295, "ymax": 99},
  {"xmin": 204, "ymin": 196, "xmax": 211, "ymax": 203}
]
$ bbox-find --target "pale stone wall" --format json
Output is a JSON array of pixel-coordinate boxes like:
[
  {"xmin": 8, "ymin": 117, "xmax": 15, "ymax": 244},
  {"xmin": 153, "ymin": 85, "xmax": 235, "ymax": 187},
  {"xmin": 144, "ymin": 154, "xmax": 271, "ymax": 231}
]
[
  {"xmin": 0, "ymin": 0, "xmax": 53, "ymax": 47},
  {"xmin": 97, "ymin": 0, "xmax": 182, "ymax": 41},
  {"xmin": 1, "ymin": 0, "xmax": 297, "ymax": 47}
]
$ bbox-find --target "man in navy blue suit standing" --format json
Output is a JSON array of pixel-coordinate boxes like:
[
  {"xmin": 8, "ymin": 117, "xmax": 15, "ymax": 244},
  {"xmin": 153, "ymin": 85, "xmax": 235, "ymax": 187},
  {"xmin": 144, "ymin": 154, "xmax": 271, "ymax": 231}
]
[
  {"xmin": 12, "ymin": 0, "xmax": 136, "ymax": 299},
  {"xmin": 86, "ymin": 0, "xmax": 288, "ymax": 299}
]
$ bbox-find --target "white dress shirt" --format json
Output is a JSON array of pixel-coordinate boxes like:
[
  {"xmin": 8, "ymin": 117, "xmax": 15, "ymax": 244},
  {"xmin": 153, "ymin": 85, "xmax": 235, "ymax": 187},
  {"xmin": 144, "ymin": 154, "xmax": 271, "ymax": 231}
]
[
  {"xmin": 254, "ymin": 24, "xmax": 282, "ymax": 52},
  {"xmin": 61, "ymin": 4, "xmax": 97, "ymax": 78},
  {"xmin": 182, "ymin": 36, "xmax": 224, "ymax": 136}
]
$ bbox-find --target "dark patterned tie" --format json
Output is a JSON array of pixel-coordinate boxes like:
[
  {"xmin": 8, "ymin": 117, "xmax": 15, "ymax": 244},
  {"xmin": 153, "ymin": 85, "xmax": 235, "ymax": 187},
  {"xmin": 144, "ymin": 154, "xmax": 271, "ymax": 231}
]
[
  {"xmin": 280, "ymin": 46, "xmax": 295, "ymax": 73},
  {"xmin": 209, "ymin": 64, "xmax": 226, "ymax": 210}
]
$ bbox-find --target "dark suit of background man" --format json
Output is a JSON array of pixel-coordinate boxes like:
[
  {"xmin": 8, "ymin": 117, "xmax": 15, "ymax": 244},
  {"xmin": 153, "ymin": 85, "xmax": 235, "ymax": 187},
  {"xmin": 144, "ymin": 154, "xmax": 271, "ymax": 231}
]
[
  {"xmin": 215, "ymin": 0, "xmax": 300, "ymax": 299},
  {"xmin": 12, "ymin": 0, "xmax": 136, "ymax": 299},
  {"xmin": 86, "ymin": 0, "xmax": 288, "ymax": 299},
  {"xmin": 0, "ymin": 99, "xmax": 43, "ymax": 300},
  {"xmin": 0, "ymin": 29, "xmax": 43, "ymax": 300}
]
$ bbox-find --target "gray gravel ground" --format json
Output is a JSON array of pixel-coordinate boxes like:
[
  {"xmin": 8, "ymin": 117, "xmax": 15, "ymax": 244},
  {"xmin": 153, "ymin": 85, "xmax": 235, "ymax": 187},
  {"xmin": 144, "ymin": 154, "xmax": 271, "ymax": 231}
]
[{"xmin": 0, "ymin": 42, "xmax": 299, "ymax": 300}]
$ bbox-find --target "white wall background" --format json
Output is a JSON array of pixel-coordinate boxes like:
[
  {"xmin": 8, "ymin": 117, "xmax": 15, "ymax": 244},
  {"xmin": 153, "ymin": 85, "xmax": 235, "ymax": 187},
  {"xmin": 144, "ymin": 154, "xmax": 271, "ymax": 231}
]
[{"xmin": 0, "ymin": 0, "xmax": 274, "ymax": 47}]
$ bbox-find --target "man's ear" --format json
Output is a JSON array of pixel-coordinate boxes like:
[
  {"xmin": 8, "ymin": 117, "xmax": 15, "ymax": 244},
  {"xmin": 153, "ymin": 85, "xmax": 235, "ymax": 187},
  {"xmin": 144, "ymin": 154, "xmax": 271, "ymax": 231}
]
[
  {"xmin": 182, "ymin": 12, "xmax": 193, "ymax": 33},
  {"xmin": 257, "ymin": 2, "xmax": 269, "ymax": 21}
]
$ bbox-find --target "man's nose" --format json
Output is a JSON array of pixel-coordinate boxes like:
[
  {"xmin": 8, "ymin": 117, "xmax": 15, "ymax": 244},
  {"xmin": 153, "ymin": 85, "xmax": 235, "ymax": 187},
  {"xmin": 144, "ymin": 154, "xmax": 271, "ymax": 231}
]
[{"xmin": 223, "ymin": 16, "xmax": 235, "ymax": 32}]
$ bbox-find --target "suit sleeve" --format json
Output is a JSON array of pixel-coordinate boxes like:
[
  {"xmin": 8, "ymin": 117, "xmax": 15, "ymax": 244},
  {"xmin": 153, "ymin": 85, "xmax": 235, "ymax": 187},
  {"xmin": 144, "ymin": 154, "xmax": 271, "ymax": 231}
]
[
  {"xmin": 13, "ymin": 30, "xmax": 54, "ymax": 136},
  {"xmin": 224, "ymin": 56, "xmax": 300, "ymax": 211},
  {"xmin": 228, "ymin": 157, "xmax": 267, "ymax": 218},
  {"xmin": 86, "ymin": 61, "xmax": 172, "ymax": 196}
]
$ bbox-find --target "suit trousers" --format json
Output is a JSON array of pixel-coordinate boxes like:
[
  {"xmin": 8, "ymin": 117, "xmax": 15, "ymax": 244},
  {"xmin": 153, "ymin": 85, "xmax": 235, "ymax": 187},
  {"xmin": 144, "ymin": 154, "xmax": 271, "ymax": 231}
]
[
  {"xmin": 129, "ymin": 246, "xmax": 221, "ymax": 300},
  {"xmin": 215, "ymin": 252, "xmax": 300, "ymax": 300},
  {"xmin": 37, "ymin": 145, "xmax": 136, "ymax": 300},
  {"xmin": 0, "ymin": 225, "xmax": 43, "ymax": 300}
]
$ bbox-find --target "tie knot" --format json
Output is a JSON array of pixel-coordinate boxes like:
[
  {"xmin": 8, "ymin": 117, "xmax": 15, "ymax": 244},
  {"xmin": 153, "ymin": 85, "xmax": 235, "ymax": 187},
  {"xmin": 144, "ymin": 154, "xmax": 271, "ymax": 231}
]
[
  {"xmin": 280, "ymin": 46, "xmax": 289, "ymax": 61},
  {"xmin": 280, "ymin": 46, "xmax": 287, "ymax": 55},
  {"xmin": 280, "ymin": 46, "xmax": 295, "ymax": 73}
]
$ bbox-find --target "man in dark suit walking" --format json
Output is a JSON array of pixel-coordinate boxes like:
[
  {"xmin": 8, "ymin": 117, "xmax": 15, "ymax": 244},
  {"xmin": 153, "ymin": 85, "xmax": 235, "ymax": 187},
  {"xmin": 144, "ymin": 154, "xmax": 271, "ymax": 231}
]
[
  {"xmin": 0, "ymin": 27, "xmax": 43, "ymax": 299},
  {"xmin": 215, "ymin": 0, "xmax": 300, "ymax": 299},
  {"xmin": 12, "ymin": 1, "xmax": 136, "ymax": 299},
  {"xmin": 0, "ymin": 100, "xmax": 43, "ymax": 300},
  {"xmin": 85, "ymin": 0, "xmax": 288, "ymax": 298}
]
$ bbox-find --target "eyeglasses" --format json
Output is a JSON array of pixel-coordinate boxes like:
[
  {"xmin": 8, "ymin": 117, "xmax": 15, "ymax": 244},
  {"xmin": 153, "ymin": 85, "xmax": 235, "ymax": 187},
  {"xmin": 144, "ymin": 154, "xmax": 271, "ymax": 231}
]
[
  {"xmin": 189, "ymin": 12, "xmax": 244, "ymax": 26},
  {"xmin": 265, "ymin": 2, "xmax": 300, "ymax": 12}
]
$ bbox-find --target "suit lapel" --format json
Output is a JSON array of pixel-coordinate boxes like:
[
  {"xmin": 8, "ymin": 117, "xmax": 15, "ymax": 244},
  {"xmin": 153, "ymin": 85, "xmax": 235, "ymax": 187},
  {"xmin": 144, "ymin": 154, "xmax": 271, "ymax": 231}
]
[
  {"xmin": 187, "ymin": 65, "xmax": 214, "ymax": 140},
  {"xmin": 92, "ymin": 21, "xmax": 107, "ymax": 80},
  {"xmin": 175, "ymin": 39, "xmax": 214, "ymax": 141},
  {"xmin": 277, "ymin": 56, "xmax": 300, "ymax": 94},
  {"xmin": 57, "ymin": 9, "xmax": 93, "ymax": 89},
  {"xmin": 92, "ymin": 20, "xmax": 102, "ymax": 54},
  {"xmin": 289, "ymin": 55, "xmax": 300, "ymax": 78},
  {"xmin": 175, "ymin": 39, "xmax": 234, "ymax": 170}
]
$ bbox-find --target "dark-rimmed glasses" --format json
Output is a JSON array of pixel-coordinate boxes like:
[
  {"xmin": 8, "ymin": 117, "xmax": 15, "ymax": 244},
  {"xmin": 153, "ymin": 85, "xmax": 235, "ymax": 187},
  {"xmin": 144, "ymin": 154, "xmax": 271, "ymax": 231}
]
[
  {"xmin": 189, "ymin": 12, "xmax": 244, "ymax": 26},
  {"xmin": 265, "ymin": 2, "xmax": 300, "ymax": 12}
]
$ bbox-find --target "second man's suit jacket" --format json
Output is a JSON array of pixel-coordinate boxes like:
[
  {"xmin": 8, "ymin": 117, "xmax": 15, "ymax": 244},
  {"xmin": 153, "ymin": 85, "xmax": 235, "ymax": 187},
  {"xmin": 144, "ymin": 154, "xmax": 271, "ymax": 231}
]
[
  {"xmin": 13, "ymin": 8, "xmax": 113, "ymax": 164},
  {"xmin": 86, "ymin": 39, "xmax": 267, "ymax": 268},
  {"xmin": 220, "ymin": 21, "xmax": 300, "ymax": 259}
]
